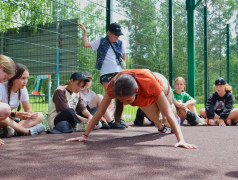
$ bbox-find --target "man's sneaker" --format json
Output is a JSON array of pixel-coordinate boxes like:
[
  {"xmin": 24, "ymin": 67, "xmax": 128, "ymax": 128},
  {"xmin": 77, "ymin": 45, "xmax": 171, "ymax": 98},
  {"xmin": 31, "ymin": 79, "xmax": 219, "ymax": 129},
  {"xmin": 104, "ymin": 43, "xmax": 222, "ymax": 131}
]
[
  {"xmin": 29, "ymin": 124, "xmax": 46, "ymax": 136},
  {"xmin": 0, "ymin": 126, "xmax": 15, "ymax": 138},
  {"xmin": 158, "ymin": 125, "xmax": 167, "ymax": 133},
  {"xmin": 74, "ymin": 121, "xmax": 88, "ymax": 132},
  {"xmin": 94, "ymin": 121, "xmax": 102, "ymax": 130},
  {"xmin": 120, "ymin": 119, "xmax": 128, "ymax": 128},
  {"xmin": 101, "ymin": 122, "xmax": 110, "ymax": 129},
  {"xmin": 109, "ymin": 120, "xmax": 126, "ymax": 129},
  {"xmin": 143, "ymin": 117, "xmax": 152, "ymax": 126}
]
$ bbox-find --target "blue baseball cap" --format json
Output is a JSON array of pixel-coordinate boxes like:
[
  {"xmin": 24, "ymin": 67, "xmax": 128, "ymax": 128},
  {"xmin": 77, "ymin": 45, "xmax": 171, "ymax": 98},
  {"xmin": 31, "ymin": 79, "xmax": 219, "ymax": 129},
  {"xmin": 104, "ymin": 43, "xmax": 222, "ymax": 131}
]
[{"xmin": 47, "ymin": 121, "xmax": 73, "ymax": 134}]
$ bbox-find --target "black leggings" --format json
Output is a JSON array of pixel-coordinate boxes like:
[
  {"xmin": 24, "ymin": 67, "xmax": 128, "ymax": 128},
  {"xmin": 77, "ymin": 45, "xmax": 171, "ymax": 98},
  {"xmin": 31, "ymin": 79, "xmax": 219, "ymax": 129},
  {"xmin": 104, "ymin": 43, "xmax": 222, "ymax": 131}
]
[{"xmin": 54, "ymin": 108, "xmax": 81, "ymax": 127}]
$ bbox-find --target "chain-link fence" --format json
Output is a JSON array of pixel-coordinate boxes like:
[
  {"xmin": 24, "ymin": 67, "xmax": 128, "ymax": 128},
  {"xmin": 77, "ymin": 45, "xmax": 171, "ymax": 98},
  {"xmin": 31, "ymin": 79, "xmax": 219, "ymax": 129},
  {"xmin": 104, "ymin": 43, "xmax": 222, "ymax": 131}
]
[{"xmin": 0, "ymin": 0, "xmax": 237, "ymax": 122}]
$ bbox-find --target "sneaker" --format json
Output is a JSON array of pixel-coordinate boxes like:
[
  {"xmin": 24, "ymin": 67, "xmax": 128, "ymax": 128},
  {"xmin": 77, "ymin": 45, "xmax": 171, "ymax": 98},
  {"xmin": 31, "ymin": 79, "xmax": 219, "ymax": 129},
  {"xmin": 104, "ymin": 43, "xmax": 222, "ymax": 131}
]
[
  {"xmin": 197, "ymin": 118, "xmax": 207, "ymax": 126},
  {"xmin": 186, "ymin": 110, "xmax": 201, "ymax": 126},
  {"xmin": 171, "ymin": 129, "xmax": 175, "ymax": 133},
  {"xmin": 94, "ymin": 121, "xmax": 102, "ymax": 130},
  {"xmin": 109, "ymin": 120, "xmax": 126, "ymax": 129},
  {"xmin": 101, "ymin": 122, "xmax": 110, "ymax": 129},
  {"xmin": 158, "ymin": 125, "xmax": 167, "ymax": 133},
  {"xmin": 120, "ymin": 119, "xmax": 128, "ymax": 128},
  {"xmin": 74, "ymin": 121, "xmax": 88, "ymax": 132},
  {"xmin": 29, "ymin": 124, "xmax": 46, "ymax": 136},
  {"xmin": 0, "ymin": 126, "xmax": 15, "ymax": 138},
  {"xmin": 143, "ymin": 117, "xmax": 152, "ymax": 126}
]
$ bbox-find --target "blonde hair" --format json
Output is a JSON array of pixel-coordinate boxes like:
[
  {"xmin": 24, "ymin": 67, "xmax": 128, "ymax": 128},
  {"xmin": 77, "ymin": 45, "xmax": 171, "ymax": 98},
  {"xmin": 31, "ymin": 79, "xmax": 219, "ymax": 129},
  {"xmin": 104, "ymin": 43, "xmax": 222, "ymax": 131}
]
[
  {"xmin": 174, "ymin": 77, "xmax": 186, "ymax": 91},
  {"xmin": 0, "ymin": 55, "xmax": 16, "ymax": 76},
  {"xmin": 225, "ymin": 84, "xmax": 232, "ymax": 93}
]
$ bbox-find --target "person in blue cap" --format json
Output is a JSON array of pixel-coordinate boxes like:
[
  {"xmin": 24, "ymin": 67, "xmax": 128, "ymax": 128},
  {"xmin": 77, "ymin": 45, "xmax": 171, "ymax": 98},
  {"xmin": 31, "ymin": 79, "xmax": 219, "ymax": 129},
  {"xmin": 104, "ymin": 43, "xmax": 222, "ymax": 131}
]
[
  {"xmin": 200, "ymin": 77, "xmax": 238, "ymax": 126},
  {"xmin": 47, "ymin": 71, "xmax": 92, "ymax": 134}
]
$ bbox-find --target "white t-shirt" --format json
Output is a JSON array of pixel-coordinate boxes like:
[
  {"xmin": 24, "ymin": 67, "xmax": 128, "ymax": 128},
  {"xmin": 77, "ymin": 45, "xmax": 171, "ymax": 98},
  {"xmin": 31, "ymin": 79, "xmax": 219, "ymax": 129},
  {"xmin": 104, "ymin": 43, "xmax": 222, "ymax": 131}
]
[
  {"xmin": 80, "ymin": 89, "xmax": 96, "ymax": 107},
  {"xmin": 0, "ymin": 82, "xmax": 29, "ymax": 110},
  {"xmin": 90, "ymin": 38, "xmax": 125, "ymax": 76}
]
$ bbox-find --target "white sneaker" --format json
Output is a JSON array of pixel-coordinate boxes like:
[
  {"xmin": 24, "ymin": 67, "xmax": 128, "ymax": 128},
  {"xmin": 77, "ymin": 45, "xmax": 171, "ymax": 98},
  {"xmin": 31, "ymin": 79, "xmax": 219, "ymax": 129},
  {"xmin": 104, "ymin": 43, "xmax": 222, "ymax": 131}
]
[
  {"xmin": 74, "ymin": 121, "xmax": 89, "ymax": 132},
  {"xmin": 94, "ymin": 121, "xmax": 102, "ymax": 130},
  {"xmin": 197, "ymin": 118, "xmax": 207, "ymax": 126},
  {"xmin": 0, "ymin": 126, "xmax": 15, "ymax": 138},
  {"xmin": 143, "ymin": 117, "xmax": 152, "ymax": 126}
]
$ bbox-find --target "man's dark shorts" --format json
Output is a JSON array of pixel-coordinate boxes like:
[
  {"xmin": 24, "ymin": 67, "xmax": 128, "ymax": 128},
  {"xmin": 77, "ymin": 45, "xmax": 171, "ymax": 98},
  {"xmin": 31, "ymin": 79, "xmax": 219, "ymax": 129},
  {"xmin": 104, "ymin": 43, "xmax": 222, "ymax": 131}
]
[{"xmin": 100, "ymin": 72, "xmax": 118, "ymax": 84}]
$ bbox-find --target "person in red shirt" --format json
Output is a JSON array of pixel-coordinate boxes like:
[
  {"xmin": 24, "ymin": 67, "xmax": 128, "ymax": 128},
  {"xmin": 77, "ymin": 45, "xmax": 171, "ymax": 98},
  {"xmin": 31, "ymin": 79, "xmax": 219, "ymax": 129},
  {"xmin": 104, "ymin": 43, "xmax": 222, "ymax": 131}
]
[{"xmin": 66, "ymin": 69, "xmax": 197, "ymax": 149}]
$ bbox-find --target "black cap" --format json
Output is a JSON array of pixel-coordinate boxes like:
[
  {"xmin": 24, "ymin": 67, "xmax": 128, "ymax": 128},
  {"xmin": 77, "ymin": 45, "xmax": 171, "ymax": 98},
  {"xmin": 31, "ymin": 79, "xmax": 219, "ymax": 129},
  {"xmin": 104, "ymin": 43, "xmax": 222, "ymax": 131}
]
[
  {"xmin": 109, "ymin": 23, "xmax": 123, "ymax": 36},
  {"xmin": 215, "ymin": 78, "xmax": 226, "ymax": 85},
  {"xmin": 70, "ymin": 71, "xmax": 89, "ymax": 82},
  {"xmin": 47, "ymin": 121, "xmax": 73, "ymax": 134}
]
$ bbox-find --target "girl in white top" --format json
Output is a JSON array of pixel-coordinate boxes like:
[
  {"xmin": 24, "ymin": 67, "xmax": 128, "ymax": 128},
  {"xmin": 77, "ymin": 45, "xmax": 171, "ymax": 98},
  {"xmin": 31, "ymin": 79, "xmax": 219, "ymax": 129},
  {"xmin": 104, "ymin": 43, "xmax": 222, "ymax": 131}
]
[
  {"xmin": 0, "ymin": 55, "xmax": 16, "ymax": 145},
  {"xmin": 0, "ymin": 63, "xmax": 45, "ymax": 136}
]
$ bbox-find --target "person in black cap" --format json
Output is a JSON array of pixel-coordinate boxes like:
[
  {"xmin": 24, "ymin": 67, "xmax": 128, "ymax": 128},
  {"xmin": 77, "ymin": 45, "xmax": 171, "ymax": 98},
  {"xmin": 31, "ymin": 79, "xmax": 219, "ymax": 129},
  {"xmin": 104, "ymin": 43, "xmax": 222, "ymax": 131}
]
[
  {"xmin": 200, "ymin": 77, "xmax": 238, "ymax": 126},
  {"xmin": 47, "ymin": 71, "xmax": 95, "ymax": 134},
  {"xmin": 78, "ymin": 23, "xmax": 127, "ymax": 127},
  {"xmin": 78, "ymin": 23, "xmax": 126, "ymax": 90}
]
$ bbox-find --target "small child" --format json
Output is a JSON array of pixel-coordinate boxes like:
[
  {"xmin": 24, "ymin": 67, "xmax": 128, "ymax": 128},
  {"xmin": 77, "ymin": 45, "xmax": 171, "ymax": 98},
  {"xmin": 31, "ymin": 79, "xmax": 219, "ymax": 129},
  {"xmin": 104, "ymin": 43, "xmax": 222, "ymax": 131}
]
[{"xmin": 173, "ymin": 77, "xmax": 206, "ymax": 126}]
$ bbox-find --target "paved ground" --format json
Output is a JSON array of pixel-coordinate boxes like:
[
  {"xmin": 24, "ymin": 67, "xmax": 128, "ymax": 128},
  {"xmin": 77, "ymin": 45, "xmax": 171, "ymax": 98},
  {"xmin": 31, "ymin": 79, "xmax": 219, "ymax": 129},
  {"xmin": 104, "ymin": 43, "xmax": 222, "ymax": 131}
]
[{"xmin": 0, "ymin": 123, "xmax": 238, "ymax": 180}]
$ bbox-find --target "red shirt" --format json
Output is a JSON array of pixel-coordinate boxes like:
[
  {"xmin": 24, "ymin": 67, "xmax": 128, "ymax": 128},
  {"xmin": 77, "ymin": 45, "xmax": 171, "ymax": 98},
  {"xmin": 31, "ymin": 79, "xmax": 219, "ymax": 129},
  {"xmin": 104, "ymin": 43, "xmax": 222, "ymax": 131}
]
[{"xmin": 106, "ymin": 69, "xmax": 163, "ymax": 107}]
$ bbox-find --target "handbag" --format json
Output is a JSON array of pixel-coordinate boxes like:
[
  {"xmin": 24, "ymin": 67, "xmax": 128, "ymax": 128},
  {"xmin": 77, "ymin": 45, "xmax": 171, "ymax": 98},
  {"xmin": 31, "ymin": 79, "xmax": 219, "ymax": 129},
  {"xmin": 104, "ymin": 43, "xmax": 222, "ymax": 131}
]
[{"xmin": 107, "ymin": 37, "xmax": 126, "ymax": 69}]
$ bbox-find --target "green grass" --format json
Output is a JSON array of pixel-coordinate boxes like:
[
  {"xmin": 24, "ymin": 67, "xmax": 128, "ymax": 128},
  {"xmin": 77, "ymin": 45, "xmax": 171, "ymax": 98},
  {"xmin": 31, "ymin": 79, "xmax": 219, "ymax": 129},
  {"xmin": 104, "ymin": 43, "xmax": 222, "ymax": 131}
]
[{"xmin": 29, "ymin": 98, "xmax": 238, "ymax": 123}]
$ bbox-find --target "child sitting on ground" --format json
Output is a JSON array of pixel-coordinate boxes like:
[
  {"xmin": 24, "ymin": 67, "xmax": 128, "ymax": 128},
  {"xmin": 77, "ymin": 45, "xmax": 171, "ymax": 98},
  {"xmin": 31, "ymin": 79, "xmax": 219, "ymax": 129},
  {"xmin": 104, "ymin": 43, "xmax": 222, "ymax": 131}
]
[
  {"xmin": 80, "ymin": 71, "xmax": 126, "ymax": 129},
  {"xmin": 173, "ymin": 77, "xmax": 206, "ymax": 126},
  {"xmin": 0, "ymin": 63, "xmax": 45, "ymax": 137}
]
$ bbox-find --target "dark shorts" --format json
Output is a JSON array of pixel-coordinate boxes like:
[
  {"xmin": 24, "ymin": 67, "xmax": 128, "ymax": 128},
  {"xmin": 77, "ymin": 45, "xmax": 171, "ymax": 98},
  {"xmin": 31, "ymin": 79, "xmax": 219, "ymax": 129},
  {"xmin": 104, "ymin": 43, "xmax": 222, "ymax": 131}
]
[
  {"xmin": 54, "ymin": 108, "xmax": 81, "ymax": 127},
  {"xmin": 77, "ymin": 105, "xmax": 98, "ymax": 118},
  {"xmin": 100, "ymin": 72, "xmax": 118, "ymax": 84},
  {"xmin": 86, "ymin": 105, "xmax": 98, "ymax": 115}
]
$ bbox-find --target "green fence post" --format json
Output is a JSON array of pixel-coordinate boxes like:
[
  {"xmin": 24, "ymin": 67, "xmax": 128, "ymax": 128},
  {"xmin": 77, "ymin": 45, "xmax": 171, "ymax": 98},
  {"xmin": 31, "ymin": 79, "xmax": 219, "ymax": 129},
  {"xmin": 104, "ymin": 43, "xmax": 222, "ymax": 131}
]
[
  {"xmin": 186, "ymin": 0, "xmax": 195, "ymax": 98},
  {"xmin": 106, "ymin": 0, "xmax": 112, "ymax": 32},
  {"xmin": 227, "ymin": 24, "xmax": 230, "ymax": 84},
  {"xmin": 56, "ymin": 22, "xmax": 60, "ymax": 88},
  {"xmin": 204, "ymin": 5, "xmax": 209, "ymax": 105},
  {"xmin": 169, "ymin": 0, "xmax": 174, "ymax": 88}
]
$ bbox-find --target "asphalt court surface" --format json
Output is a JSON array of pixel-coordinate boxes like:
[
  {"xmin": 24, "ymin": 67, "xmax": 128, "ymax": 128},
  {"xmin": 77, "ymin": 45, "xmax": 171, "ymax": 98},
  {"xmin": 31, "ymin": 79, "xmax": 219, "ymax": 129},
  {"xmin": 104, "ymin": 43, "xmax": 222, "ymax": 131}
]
[{"xmin": 0, "ymin": 124, "xmax": 238, "ymax": 180}]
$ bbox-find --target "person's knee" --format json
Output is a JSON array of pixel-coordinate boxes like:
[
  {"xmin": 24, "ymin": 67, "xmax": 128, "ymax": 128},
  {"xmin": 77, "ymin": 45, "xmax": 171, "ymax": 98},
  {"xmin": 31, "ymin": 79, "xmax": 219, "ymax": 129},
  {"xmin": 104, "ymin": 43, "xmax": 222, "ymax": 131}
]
[
  {"xmin": 37, "ymin": 112, "xmax": 45, "ymax": 123},
  {"xmin": 187, "ymin": 104, "xmax": 195, "ymax": 109},
  {"xmin": 0, "ymin": 103, "xmax": 11, "ymax": 120},
  {"xmin": 96, "ymin": 94, "xmax": 103, "ymax": 100},
  {"xmin": 200, "ymin": 108, "xmax": 205, "ymax": 116}
]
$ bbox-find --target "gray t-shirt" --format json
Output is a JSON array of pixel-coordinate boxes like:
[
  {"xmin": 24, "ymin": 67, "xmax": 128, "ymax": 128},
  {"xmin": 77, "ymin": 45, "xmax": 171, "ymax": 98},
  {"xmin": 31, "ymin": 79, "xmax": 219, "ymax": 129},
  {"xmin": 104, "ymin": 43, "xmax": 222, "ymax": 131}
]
[{"xmin": 80, "ymin": 89, "xmax": 96, "ymax": 107}]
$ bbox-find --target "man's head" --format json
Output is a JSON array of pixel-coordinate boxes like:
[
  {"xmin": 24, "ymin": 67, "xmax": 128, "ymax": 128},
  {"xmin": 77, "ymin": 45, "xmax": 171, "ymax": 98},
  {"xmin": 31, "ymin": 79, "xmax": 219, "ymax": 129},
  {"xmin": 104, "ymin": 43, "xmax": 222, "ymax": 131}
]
[{"xmin": 109, "ymin": 23, "xmax": 123, "ymax": 36}]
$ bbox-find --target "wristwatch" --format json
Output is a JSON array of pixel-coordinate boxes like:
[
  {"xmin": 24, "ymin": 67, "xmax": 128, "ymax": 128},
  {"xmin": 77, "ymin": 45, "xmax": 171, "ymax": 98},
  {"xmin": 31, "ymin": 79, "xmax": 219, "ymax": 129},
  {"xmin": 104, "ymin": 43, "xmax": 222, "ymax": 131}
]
[{"xmin": 10, "ymin": 112, "xmax": 16, "ymax": 118}]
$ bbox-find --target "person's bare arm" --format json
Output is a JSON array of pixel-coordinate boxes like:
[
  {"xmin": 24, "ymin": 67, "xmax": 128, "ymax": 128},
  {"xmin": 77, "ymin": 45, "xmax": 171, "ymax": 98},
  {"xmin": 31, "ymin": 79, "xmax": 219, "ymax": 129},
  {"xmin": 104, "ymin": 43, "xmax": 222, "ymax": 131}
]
[
  {"xmin": 122, "ymin": 53, "xmax": 126, "ymax": 61},
  {"xmin": 156, "ymin": 92, "xmax": 197, "ymax": 149},
  {"xmin": 78, "ymin": 24, "xmax": 92, "ymax": 48}
]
